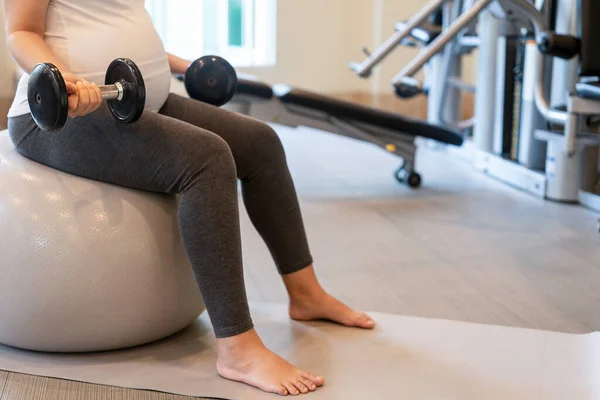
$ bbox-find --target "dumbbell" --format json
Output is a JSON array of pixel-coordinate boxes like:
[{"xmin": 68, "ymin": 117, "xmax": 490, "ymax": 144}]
[
  {"xmin": 182, "ymin": 55, "xmax": 238, "ymax": 107},
  {"xmin": 28, "ymin": 58, "xmax": 146, "ymax": 132}
]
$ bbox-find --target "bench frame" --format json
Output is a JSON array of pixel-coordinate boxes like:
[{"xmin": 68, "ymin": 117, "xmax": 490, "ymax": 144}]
[{"xmin": 226, "ymin": 94, "xmax": 423, "ymax": 187}]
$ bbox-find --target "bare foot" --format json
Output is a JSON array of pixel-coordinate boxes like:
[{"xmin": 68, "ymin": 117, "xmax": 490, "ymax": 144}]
[
  {"xmin": 283, "ymin": 266, "xmax": 375, "ymax": 329},
  {"xmin": 216, "ymin": 329, "xmax": 324, "ymax": 396},
  {"xmin": 289, "ymin": 290, "xmax": 375, "ymax": 329}
]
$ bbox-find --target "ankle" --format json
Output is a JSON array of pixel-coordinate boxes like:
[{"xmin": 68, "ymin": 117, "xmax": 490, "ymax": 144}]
[
  {"xmin": 216, "ymin": 329, "xmax": 264, "ymax": 358},
  {"xmin": 289, "ymin": 286, "xmax": 327, "ymax": 306},
  {"xmin": 282, "ymin": 266, "xmax": 326, "ymax": 299}
]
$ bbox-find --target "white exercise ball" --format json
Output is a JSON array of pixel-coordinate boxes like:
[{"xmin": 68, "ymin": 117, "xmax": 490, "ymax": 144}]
[{"xmin": 0, "ymin": 131, "xmax": 205, "ymax": 353}]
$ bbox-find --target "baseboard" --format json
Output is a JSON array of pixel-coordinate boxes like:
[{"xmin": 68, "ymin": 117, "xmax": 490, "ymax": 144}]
[
  {"xmin": 580, "ymin": 190, "xmax": 600, "ymax": 213},
  {"xmin": 474, "ymin": 149, "xmax": 547, "ymax": 198}
]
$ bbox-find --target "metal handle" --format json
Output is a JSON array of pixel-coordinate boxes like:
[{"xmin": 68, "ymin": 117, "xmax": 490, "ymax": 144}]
[
  {"xmin": 349, "ymin": 0, "xmax": 445, "ymax": 78},
  {"xmin": 503, "ymin": 0, "xmax": 567, "ymax": 126},
  {"xmin": 99, "ymin": 81, "xmax": 124, "ymax": 102},
  {"xmin": 392, "ymin": 0, "xmax": 494, "ymax": 89}
]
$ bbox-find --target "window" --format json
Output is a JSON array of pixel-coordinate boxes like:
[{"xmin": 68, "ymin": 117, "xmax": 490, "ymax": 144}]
[{"xmin": 145, "ymin": 0, "xmax": 277, "ymax": 67}]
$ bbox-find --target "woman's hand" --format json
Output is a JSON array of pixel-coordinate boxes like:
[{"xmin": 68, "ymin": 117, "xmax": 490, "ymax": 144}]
[
  {"xmin": 167, "ymin": 53, "xmax": 192, "ymax": 75},
  {"xmin": 63, "ymin": 73, "xmax": 103, "ymax": 118}
]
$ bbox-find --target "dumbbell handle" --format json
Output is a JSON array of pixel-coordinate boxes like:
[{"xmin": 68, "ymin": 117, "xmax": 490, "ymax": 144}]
[{"xmin": 99, "ymin": 81, "xmax": 125, "ymax": 102}]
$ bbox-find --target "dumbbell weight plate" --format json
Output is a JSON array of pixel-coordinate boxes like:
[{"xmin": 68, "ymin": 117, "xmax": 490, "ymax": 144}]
[
  {"xmin": 28, "ymin": 63, "xmax": 69, "ymax": 132},
  {"xmin": 105, "ymin": 58, "xmax": 146, "ymax": 124},
  {"xmin": 185, "ymin": 56, "xmax": 238, "ymax": 107}
]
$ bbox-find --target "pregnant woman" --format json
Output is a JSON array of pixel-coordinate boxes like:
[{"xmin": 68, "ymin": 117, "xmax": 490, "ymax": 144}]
[{"xmin": 3, "ymin": 0, "xmax": 375, "ymax": 396}]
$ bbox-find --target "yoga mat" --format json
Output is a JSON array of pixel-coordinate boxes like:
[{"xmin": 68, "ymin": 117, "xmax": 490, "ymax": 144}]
[{"xmin": 0, "ymin": 302, "xmax": 598, "ymax": 399}]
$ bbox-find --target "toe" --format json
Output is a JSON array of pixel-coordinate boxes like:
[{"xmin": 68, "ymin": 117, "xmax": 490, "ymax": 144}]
[
  {"xmin": 274, "ymin": 385, "xmax": 288, "ymax": 396},
  {"xmin": 293, "ymin": 380, "xmax": 309, "ymax": 394},
  {"xmin": 300, "ymin": 377, "xmax": 316, "ymax": 391},
  {"xmin": 284, "ymin": 382, "xmax": 300, "ymax": 396},
  {"xmin": 302, "ymin": 371, "xmax": 325, "ymax": 386},
  {"xmin": 358, "ymin": 313, "xmax": 375, "ymax": 328}
]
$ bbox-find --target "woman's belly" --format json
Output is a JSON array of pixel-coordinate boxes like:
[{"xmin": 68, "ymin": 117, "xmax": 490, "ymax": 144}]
[
  {"xmin": 47, "ymin": 8, "xmax": 172, "ymax": 112},
  {"xmin": 9, "ymin": 3, "xmax": 171, "ymax": 117}
]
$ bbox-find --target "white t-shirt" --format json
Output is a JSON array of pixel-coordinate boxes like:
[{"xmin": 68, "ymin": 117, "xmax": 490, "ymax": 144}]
[{"xmin": 8, "ymin": 0, "xmax": 171, "ymax": 118}]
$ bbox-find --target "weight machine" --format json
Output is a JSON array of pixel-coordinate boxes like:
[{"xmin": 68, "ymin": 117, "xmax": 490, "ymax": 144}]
[
  {"xmin": 350, "ymin": 0, "xmax": 478, "ymax": 135},
  {"xmin": 350, "ymin": 0, "xmax": 600, "ymax": 214},
  {"xmin": 224, "ymin": 77, "xmax": 462, "ymax": 188}
]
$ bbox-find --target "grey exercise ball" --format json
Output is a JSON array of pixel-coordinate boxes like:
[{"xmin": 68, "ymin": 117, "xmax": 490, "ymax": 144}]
[{"xmin": 0, "ymin": 131, "xmax": 205, "ymax": 353}]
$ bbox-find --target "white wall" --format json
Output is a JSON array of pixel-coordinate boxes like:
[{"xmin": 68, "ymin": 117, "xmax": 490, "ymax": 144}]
[
  {"xmin": 235, "ymin": 0, "xmax": 426, "ymax": 95},
  {"xmin": 0, "ymin": 1, "xmax": 475, "ymax": 98},
  {"xmin": 237, "ymin": 0, "xmax": 373, "ymax": 94},
  {"xmin": 239, "ymin": 0, "xmax": 475, "ymax": 95},
  {"xmin": 370, "ymin": 0, "xmax": 425, "ymax": 95},
  {"xmin": 0, "ymin": 6, "xmax": 16, "ymax": 98},
  {"xmin": 0, "ymin": 0, "xmax": 375, "ymax": 96}
]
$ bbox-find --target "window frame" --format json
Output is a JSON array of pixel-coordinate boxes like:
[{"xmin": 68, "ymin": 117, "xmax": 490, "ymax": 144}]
[{"xmin": 145, "ymin": 0, "xmax": 276, "ymax": 68}]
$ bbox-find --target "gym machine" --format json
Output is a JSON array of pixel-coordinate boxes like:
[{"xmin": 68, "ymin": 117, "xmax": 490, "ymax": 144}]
[
  {"xmin": 223, "ymin": 77, "xmax": 462, "ymax": 188},
  {"xmin": 350, "ymin": 0, "xmax": 479, "ymax": 136},
  {"xmin": 351, "ymin": 0, "xmax": 600, "ymax": 215}
]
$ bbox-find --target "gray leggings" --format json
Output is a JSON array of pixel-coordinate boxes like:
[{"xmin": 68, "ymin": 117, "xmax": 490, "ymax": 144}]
[{"xmin": 8, "ymin": 93, "xmax": 313, "ymax": 338}]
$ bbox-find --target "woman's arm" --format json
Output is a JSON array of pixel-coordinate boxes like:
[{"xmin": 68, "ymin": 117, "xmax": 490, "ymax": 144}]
[
  {"xmin": 3, "ymin": 0, "xmax": 102, "ymax": 118},
  {"xmin": 167, "ymin": 53, "xmax": 192, "ymax": 75},
  {"xmin": 3, "ymin": 0, "xmax": 69, "ymax": 73}
]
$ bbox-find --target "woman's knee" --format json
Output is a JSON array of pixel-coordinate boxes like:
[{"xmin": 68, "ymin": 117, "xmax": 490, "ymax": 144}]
[
  {"xmin": 178, "ymin": 132, "xmax": 237, "ymax": 187},
  {"xmin": 242, "ymin": 121, "xmax": 286, "ymax": 167},
  {"xmin": 207, "ymin": 133, "xmax": 236, "ymax": 165}
]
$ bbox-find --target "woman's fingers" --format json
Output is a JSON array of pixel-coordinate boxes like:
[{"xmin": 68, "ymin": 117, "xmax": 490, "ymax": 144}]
[
  {"xmin": 62, "ymin": 73, "xmax": 84, "ymax": 85},
  {"xmin": 92, "ymin": 83, "xmax": 103, "ymax": 107},
  {"xmin": 66, "ymin": 82, "xmax": 78, "ymax": 95},
  {"xmin": 76, "ymin": 81, "xmax": 90, "ymax": 114},
  {"xmin": 90, "ymin": 82, "xmax": 103, "ymax": 113},
  {"xmin": 65, "ymin": 78, "xmax": 104, "ymax": 119},
  {"xmin": 67, "ymin": 87, "xmax": 80, "ymax": 118},
  {"xmin": 82, "ymin": 81, "xmax": 99, "ymax": 114}
]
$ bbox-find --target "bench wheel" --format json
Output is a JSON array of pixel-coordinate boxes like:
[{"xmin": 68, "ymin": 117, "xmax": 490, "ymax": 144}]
[{"xmin": 395, "ymin": 166, "xmax": 421, "ymax": 188}]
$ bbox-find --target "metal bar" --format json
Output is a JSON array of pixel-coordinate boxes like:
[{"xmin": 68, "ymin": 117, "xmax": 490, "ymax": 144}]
[
  {"xmin": 395, "ymin": 22, "xmax": 436, "ymax": 45},
  {"xmin": 473, "ymin": 8, "xmax": 500, "ymax": 153},
  {"xmin": 331, "ymin": 117, "xmax": 416, "ymax": 162},
  {"xmin": 565, "ymin": 112, "xmax": 578, "ymax": 155},
  {"xmin": 498, "ymin": 0, "xmax": 545, "ymax": 40},
  {"xmin": 99, "ymin": 84, "xmax": 121, "ymax": 101},
  {"xmin": 458, "ymin": 35, "xmax": 480, "ymax": 48},
  {"xmin": 504, "ymin": 0, "xmax": 566, "ymax": 125},
  {"xmin": 391, "ymin": 0, "xmax": 494, "ymax": 86},
  {"xmin": 446, "ymin": 77, "xmax": 476, "ymax": 92},
  {"xmin": 533, "ymin": 41, "xmax": 568, "ymax": 125},
  {"xmin": 349, "ymin": 0, "xmax": 445, "ymax": 78},
  {"xmin": 331, "ymin": 117, "xmax": 398, "ymax": 149},
  {"xmin": 435, "ymin": 0, "xmax": 464, "ymax": 128},
  {"xmin": 501, "ymin": 0, "xmax": 568, "ymax": 125}
]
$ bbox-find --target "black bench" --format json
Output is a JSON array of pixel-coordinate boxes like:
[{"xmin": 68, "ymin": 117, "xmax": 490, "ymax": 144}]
[
  {"xmin": 271, "ymin": 85, "xmax": 463, "ymax": 146},
  {"xmin": 234, "ymin": 78, "xmax": 462, "ymax": 146},
  {"xmin": 235, "ymin": 74, "xmax": 274, "ymax": 100}
]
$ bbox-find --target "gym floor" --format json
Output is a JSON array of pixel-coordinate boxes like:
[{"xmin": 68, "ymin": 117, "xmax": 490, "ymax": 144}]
[{"xmin": 1, "ymin": 123, "xmax": 599, "ymax": 399}]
